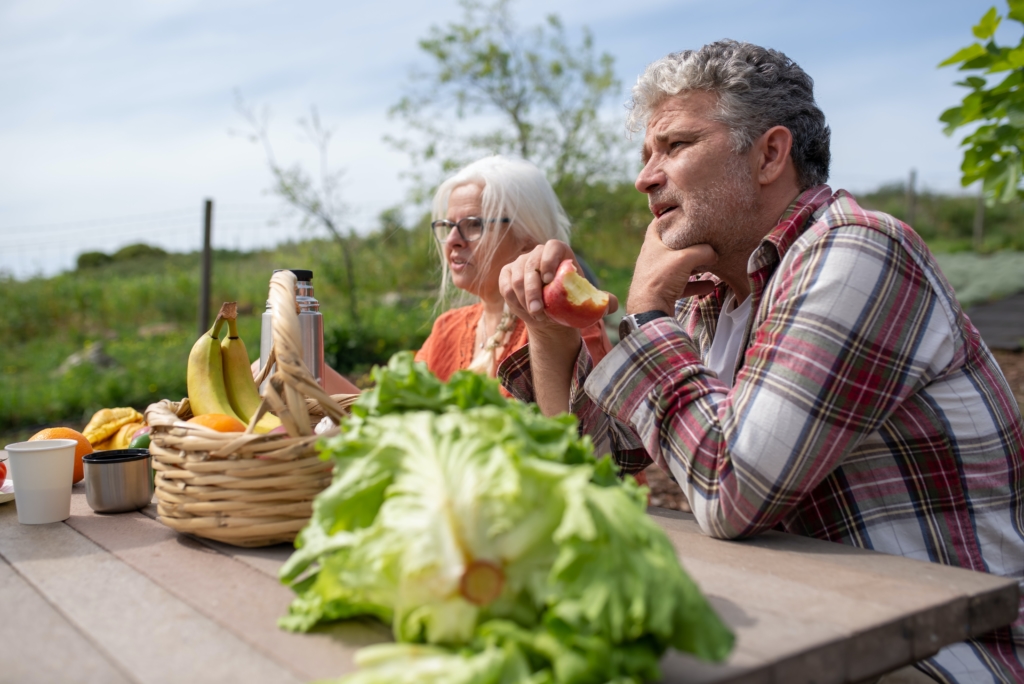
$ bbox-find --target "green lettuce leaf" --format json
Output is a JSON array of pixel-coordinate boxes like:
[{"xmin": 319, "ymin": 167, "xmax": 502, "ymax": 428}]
[{"xmin": 281, "ymin": 352, "xmax": 734, "ymax": 682}]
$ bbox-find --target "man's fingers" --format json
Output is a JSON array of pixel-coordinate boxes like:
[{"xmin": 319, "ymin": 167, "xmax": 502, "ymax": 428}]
[
  {"xmin": 605, "ymin": 293, "xmax": 619, "ymax": 315},
  {"xmin": 681, "ymin": 243, "xmax": 719, "ymax": 270}
]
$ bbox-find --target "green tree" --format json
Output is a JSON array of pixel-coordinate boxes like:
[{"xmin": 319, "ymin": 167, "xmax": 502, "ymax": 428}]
[
  {"xmin": 234, "ymin": 95, "xmax": 361, "ymax": 323},
  {"xmin": 940, "ymin": 1, "xmax": 1024, "ymax": 203},
  {"xmin": 388, "ymin": 0, "xmax": 632, "ymax": 198}
]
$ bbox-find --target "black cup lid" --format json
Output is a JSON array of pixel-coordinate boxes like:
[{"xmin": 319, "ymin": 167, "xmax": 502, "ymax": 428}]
[
  {"xmin": 83, "ymin": 449, "xmax": 151, "ymax": 464},
  {"xmin": 273, "ymin": 268, "xmax": 313, "ymax": 282}
]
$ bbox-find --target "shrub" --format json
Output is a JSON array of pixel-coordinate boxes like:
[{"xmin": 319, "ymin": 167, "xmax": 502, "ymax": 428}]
[
  {"xmin": 77, "ymin": 252, "xmax": 113, "ymax": 270},
  {"xmin": 112, "ymin": 243, "xmax": 168, "ymax": 261}
]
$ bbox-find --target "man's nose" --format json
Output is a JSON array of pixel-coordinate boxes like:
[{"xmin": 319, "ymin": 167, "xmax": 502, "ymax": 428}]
[{"xmin": 635, "ymin": 159, "xmax": 663, "ymax": 194}]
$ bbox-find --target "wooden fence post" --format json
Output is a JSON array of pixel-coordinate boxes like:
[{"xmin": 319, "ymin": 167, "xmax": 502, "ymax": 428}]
[
  {"xmin": 905, "ymin": 169, "xmax": 917, "ymax": 226},
  {"xmin": 973, "ymin": 191, "xmax": 985, "ymax": 251}
]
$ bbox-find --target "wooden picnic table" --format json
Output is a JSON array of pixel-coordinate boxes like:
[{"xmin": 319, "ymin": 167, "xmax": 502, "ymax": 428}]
[{"xmin": 0, "ymin": 478, "xmax": 1018, "ymax": 684}]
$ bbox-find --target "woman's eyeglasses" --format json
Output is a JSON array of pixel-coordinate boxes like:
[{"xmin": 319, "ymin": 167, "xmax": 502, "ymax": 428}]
[{"xmin": 430, "ymin": 217, "xmax": 510, "ymax": 243}]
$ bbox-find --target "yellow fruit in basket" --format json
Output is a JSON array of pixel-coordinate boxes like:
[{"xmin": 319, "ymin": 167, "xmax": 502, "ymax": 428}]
[
  {"xmin": 187, "ymin": 413, "xmax": 246, "ymax": 433},
  {"xmin": 83, "ymin": 407, "xmax": 145, "ymax": 446},
  {"xmin": 187, "ymin": 306, "xmax": 245, "ymax": 422},
  {"xmin": 109, "ymin": 422, "xmax": 144, "ymax": 450},
  {"xmin": 220, "ymin": 308, "xmax": 282, "ymax": 434},
  {"xmin": 29, "ymin": 427, "xmax": 93, "ymax": 484}
]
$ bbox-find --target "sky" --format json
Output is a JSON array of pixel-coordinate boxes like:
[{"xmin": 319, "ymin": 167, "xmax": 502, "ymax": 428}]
[{"xmin": 0, "ymin": 0, "xmax": 1007, "ymax": 278}]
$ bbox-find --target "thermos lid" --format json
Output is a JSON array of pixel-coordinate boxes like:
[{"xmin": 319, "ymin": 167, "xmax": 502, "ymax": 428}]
[{"xmin": 273, "ymin": 268, "xmax": 313, "ymax": 282}]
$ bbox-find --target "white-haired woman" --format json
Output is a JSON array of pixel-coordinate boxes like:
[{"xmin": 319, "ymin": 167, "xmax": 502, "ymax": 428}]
[{"xmin": 414, "ymin": 155, "xmax": 612, "ymax": 383}]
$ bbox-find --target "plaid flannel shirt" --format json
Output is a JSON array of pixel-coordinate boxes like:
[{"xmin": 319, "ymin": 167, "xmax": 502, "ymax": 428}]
[{"xmin": 499, "ymin": 186, "xmax": 1024, "ymax": 682}]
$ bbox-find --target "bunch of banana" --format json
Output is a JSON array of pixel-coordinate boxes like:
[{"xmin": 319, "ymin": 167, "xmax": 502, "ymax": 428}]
[
  {"xmin": 84, "ymin": 407, "xmax": 145, "ymax": 450},
  {"xmin": 187, "ymin": 302, "xmax": 281, "ymax": 433}
]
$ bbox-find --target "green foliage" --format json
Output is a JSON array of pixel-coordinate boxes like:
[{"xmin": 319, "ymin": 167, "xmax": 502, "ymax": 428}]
[
  {"xmin": 0, "ymin": 217, "xmax": 442, "ymax": 433},
  {"xmin": 855, "ymin": 183, "xmax": 1024, "ymax": 251},
  {"xmin": 933, "ymin": 251, "xmax": 1024, "ymax": 306},
  {"xmin": 389, "ymin": 0, "xmax": 632, "ymax": 197},
  {"xmin": 76, "ymin": 251, "xmax": 113, "ymax": 269},
  {"xmin": 112, "ymin": 243, "xmax": 168, "ymax": 261},
  {"xmin": 3, "ymin": 179, "xmax": 1020, "ymax": 435},
  {"xmin": 280, "ymin": 353, "xmax": 734, "ymax": 680},
  {"xmin": 235, "ymin": 98, "xmax": 363, "ymax": 322},
  {"xmin": 940, "ymin": 0, "xmax": 1024, "ymax": 202}
]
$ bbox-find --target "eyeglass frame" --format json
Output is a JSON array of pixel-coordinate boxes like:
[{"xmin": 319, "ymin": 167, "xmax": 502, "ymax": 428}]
[{"xmin": 430, "ymin": 217, "xmax": 511, "ymax": 243}]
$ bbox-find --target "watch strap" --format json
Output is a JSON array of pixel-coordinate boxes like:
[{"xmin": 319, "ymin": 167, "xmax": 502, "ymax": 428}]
[{"xmin": 632, "ymin": 310, "xmax": 670, "ymax": 327}]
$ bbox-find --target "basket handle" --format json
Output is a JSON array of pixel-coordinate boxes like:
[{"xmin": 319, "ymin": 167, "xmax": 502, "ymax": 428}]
[{"xmin": 246, "ymin": 270, "xmax": 351, "ymax": 436}]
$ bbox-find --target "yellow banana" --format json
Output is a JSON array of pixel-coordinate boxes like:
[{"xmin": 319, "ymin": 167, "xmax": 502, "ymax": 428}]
[
  {"xmin": 221, "ymin": 313, "xmax": 281, "ymax": 434},
  {"xmin": 187, "ymin": 310, "xmax": 244, "ymax": 421}
]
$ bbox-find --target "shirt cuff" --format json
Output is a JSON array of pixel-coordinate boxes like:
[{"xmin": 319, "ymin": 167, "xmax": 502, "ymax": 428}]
[
  {"xmin": 585, "ymin": 317, "xmax": 705, "ymax": 427},
  {"xmin": 496, "ymin": 338, "xmax": 596, "ymax": 409},
  {"xmin": 497, "ymin": 344, "xmax": 535, "ymax": 403}
]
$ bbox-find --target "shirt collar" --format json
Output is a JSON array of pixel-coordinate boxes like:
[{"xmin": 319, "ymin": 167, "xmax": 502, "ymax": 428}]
[{"xmin": 750, "ymin": 184, "xmax": 834, "ymax": 273}]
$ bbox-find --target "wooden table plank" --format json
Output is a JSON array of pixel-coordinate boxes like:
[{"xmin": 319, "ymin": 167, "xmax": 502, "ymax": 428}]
[
  {"xmin": 1, "ymin": 482, "xmax": 1017, "ymax": 684},
  {"xmin": 0, "ymin": 556, "xmax": 133, "ymax": 684},
  {"xmin": 650, "ymin": 508, "xmax": 1020, "ymax": 683},
  {"xmin": 0, "ymin": 500, "xmax": 302, "ymax": 684},
  {"xmin": 63, "ymin": 492, "xmax": 390, "ymax": 682}
]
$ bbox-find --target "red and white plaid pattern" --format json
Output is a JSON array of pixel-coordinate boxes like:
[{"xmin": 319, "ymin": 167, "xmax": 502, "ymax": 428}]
[{"xmin": 499, "ymin": 186, "xmax": 1024, "ymax": 682}]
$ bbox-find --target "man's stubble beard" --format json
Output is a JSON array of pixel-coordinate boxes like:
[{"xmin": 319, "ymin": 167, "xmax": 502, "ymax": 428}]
[{"xmin": 653, "ymin": 153, "xmax": 760, "ymax": 259}]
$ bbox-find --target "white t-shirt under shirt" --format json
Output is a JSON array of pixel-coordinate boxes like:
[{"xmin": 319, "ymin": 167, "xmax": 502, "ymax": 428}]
[{"xmin": 705, "ymin": 292, "xmax": 752, "ymax": 387}]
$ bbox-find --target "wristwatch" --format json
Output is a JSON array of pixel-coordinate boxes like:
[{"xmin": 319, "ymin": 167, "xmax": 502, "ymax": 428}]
[{"xmin": 618, "ymin": 310, "xmax": 670, "ymax": 340}]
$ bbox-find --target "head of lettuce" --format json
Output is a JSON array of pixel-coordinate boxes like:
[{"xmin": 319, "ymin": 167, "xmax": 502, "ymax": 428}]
[{"xmin": 279, "ymin": 352, "xmax": 734, "ymax": 684}]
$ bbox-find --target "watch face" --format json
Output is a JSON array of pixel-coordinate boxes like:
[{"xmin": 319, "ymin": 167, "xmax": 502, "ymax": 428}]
[{"xmin": 618, "ymin": 316, "xmax": 634, "ymax": 340}]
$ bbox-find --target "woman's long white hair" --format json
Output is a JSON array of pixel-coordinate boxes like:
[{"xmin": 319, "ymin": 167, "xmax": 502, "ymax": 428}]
[{"xmin": 432, "ymin": 155, "xmax": 572, "ymax": 305}]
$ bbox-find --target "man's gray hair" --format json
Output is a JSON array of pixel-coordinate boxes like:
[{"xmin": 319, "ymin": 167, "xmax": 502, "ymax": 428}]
[{"xmin": 628, "ymin": 40, "xmax": 830, "ymax": 190}]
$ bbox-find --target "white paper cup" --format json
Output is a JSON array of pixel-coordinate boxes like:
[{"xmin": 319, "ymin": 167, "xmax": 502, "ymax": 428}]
[{"xmin": 5, "ymin": 439, "xmax": 76, "ymax": 524}]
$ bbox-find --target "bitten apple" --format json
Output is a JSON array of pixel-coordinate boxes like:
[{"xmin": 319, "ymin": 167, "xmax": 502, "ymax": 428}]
[{"xmin": 541, "ymin": 259, "xmax": 610, "ymax": 328}]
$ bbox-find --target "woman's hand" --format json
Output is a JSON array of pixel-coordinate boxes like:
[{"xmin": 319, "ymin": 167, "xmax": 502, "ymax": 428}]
[
  {"xmin": 499, "ymin": 240, "xmax": 619, "ymax": 336},
  {"xmin": 499, "ymin": 240, "xmax": 610, "ymax": 417}
]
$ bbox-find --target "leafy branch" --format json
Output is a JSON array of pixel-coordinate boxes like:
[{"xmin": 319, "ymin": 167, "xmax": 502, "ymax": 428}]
[
  {"xmin": 940, "ymin": 1, "xmax": 1024, "ymax": 203},
  {"xmin": 233, "ymin": 94, "xmax": 360, "ymax": 323},
  {"xmin": 387, "ymin": 0, "xmax": 630, "ymax": 200}
]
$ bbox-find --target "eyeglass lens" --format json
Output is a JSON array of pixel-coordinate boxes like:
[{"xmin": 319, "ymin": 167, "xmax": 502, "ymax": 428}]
[{"xmin": 432, "ymin": 217, "xmax": 486, "ymax": 242}]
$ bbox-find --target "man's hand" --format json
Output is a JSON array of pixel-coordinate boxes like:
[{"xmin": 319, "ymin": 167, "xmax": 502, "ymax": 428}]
[{"xmin": 627, "ymin": 222, "xmax": 719, "ymax": 314}]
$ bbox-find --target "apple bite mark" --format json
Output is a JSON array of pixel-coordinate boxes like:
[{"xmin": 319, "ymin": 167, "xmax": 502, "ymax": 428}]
[{"xmin": 542, "ymin": 259, "xmax": 610, "ymax": 328}]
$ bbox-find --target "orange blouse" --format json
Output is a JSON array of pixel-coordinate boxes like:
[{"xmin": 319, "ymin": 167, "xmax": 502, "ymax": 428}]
[{"xmin": 414, "ymin": 303, "xmax": 612, "ymax": 383}]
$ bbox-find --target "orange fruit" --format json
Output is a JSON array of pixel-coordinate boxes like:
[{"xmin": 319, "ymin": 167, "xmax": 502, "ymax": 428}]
[
  {"xmin": 187, "ymin": 413, "xmax": 246, "ymax": 433},
  {"xmin": 29, "ymin": 427, "xmax": 93, "ymax": 484}
]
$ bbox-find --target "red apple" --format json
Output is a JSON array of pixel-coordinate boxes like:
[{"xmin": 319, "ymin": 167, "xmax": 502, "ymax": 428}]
[{"xmin": 541, "ymin": 259, "xmax": 610, "ymax": 328}]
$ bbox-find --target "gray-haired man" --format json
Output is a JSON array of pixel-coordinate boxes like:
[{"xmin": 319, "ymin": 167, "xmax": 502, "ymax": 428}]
[{"xmin": 498, "ymin": 40, "xmax": 1024, "ymax": 682}]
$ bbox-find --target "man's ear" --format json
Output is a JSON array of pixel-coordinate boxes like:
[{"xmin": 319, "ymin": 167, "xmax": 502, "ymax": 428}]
[{"xmin": 755, "ymin": 125, "xmax": 794, "ymax": 186}]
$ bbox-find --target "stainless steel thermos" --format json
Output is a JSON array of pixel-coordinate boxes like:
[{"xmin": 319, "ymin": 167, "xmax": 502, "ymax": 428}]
[{"xmin": 259, "ymin": 269, "xmax": 326, "ymax": 389}]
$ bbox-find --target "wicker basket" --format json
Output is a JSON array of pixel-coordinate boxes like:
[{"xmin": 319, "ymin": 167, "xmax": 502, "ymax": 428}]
[{"xmin": 146, "ymin": 271, "xmax": 358, "ymax": 547}]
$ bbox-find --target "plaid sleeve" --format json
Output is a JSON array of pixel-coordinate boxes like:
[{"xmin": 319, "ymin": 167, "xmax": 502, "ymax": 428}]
[
  {"xmin": 497, "ymin": 341, "xmax": 653, "ymax": 475},
  {"xmin": 584, "ymin": 225, "xmax": 957, "ymax": 539}
]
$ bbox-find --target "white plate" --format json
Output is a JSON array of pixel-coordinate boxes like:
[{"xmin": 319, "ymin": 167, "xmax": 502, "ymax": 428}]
[{"xmin": 0, "ymin": 477, "xmax": 13, "ymax": 504}]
